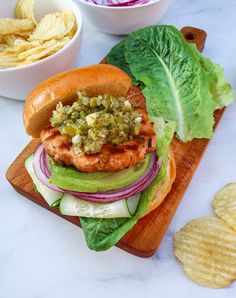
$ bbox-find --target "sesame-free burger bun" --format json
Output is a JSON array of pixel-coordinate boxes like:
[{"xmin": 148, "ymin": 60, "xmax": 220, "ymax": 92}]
[{"xmin": 23, "ymin": 64, "xmax": 132, "ymax": 138}]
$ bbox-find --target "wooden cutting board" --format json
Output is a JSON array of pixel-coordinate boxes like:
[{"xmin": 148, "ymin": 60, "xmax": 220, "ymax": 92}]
[{"xmin": 6, "ymin": 27, "xmax": 224, "ymax": 258}]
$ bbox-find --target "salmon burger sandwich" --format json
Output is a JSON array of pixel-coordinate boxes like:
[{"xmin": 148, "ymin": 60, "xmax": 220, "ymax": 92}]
[{"xmin": 23, "ymin": 64, "xmax": 176, "ymax": 251}]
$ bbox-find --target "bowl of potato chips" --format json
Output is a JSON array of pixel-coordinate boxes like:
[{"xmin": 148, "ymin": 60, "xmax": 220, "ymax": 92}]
[{"xmin": 0, "ymin": 0, "xmax": 83, "ymax": 100}]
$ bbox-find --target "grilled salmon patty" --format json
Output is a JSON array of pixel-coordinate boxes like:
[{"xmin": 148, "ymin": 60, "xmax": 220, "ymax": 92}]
[{"xmin": 41, "ymin": 88, "xmax": 156, "ymax": 172}]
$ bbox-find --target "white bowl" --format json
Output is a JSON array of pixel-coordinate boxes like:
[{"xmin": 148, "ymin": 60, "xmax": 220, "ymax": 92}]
[
  {"xmin": 77, "ymin": 0, "xmax": 169, "ymax": 35},
  {"xmin": 0, "ymin": 0, "xmax": 83, "ymax": 100}
]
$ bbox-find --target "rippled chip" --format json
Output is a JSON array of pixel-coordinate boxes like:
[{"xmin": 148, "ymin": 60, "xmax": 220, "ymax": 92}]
[
  {"xmin": 17, "ymin": 40, "xmax": 55, "ymax": 62},
  {"xmin": 213, "ymin": 183, "xmax": 236, "ymax": 230},
  {"xmin": 3, "ymin": 35, "xmax": 17, "ymax": 46},
  {"xmin": 25, "ymin": 37, "xmax": 70, "ymax": 62},
  {"xmin": 3, "ymin": 34, "xmax": 39, "ymax": 50},
  {"xmin": 3, "ymin": 35, "xmax": 22, "ymax": 46},
  {"xmin": 29, "ymin": 12, "xmax": 67, "ymax": 41},
  {"xmin": 0, "ymin": 52, "xmax": 18, "ymax": 68},
  {"xmin": 15, "ymin": 0, "xmax": 37, "ymax": 25},
  {"xmin": 18, "ymin": 37, "xmax": 70, "ymax": 64},
  {"xmin": 0, "ymin": 44, "xmax": 8, "ymax": 52},
  {"xmin": 0, "ymin": 18, "xmax": 34, "ymax": 35},
  {"xmin": 61, "ymin": 11, "xmax": 77, "ymax": 37},
  {"xmin": 174, "ymin": 217, "xmax": 236, "ymax": 288},
  {"xmin": 3, "ymin": 39, "xmax": 40, "ymax": 55},
  {"xmin": 15, "ymin": 30, "xmax": 32, "ymax": 38}
]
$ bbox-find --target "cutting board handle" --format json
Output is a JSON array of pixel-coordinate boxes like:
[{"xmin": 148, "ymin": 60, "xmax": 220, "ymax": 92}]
[{"xmin": 181, "ymin": 26, "xmax": 207, "ymax": 52}]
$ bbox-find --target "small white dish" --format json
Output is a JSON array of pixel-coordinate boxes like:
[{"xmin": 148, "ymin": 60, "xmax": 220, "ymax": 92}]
[
  {"xmin": 77, "ymin": 0, "xmax": 169, "ymax": 35},
  {"xmin": 0, "ymin": 0, "xmax": 83, "ymax": 101}
]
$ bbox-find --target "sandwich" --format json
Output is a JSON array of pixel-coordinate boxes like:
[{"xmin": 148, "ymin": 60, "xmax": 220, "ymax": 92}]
[{"xmin": 23, "ymin": 64, "xmax": 176, "ymax": 251}]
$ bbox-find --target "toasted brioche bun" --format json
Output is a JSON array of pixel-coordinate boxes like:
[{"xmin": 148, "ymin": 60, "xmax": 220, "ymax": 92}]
[
  {"xmin": 24, "ymin": 64, "xmax": 132, "ymax": 138},
  {"xmin": 141, "ymin": 148, "xmax": 176, "ymax": 218}
]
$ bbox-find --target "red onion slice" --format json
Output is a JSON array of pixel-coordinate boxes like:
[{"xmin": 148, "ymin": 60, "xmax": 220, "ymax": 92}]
[
  {"xmin": 86, "ymin": 0, "xmax": 150, "ymax": 6},
  {"xmin": 33, "ymin": 145, "xmax": 64, "ymax": 193},
  {"xmin": 34, "ymin": 145, "xmax": 159, "ymax": 203}
]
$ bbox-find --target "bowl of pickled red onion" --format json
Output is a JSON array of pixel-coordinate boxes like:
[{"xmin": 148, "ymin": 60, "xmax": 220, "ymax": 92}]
[{"xmin": 77, "ymin": 0, "xmax": 169, "ymax": 35}]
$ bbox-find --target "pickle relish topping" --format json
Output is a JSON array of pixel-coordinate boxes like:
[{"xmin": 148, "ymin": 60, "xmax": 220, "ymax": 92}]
[{"xmin": 50, "ymin": 91, "xmax": 142, "ymax": 154}]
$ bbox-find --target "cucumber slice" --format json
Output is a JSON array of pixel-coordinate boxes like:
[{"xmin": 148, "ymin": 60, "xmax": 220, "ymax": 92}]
[
  {"xmin": 126, "ymin": 194, "xmax": 141, "ymax": 216},
  {"xmin": 60, "ymin": 193, "xmax": 141, "ymax": 218},
  {"xmin": 25, "ymin": 154, "xmax": 63, "ymax": 207}
]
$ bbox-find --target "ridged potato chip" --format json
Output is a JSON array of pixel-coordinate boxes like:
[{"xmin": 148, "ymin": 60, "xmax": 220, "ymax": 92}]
[
  {"xmin": 0, "ymin": 53, "xmax": 18, "ymax": 68},
  {"xmin": 213, "ymin": 183, "xmax": 236, "ymax": 230},
  {"xmin": 0, "ymin": 44, "xmax": 8, "ymax": 52},
  {"xmin": 0, "ymin": 18, "xmax": 34, "ymax": 35},
  {"xmin": 23, "ymin": 37, "xmax": 70, "ymax": 63},
  {"xmin": 17, "ymin": 40, "xmax": 56, "ymax": 62},
  {"xmin": 15, "ymin": 30, "xmax": 32, "ymax": 38},
  {"xmin": 175, "ymin": 216, "xmax": 236, "ymax": 288},
  {"xmin": 3, "ymin": 39, "xmax": 40, "ymax": 55},
  {"xmin": 15, "ymin": 0, "xmax": 37, "ymax": 25},
  {"xmin": 29, "ymin": 12, "xmax": 67, "ymax": 41},
  {"xmin": 61, "ymin": 11, "xmax": 77, "ymax": 37},
  {"xmin": 3, "ymin": 35, "xmax": 23, "ymax": 46}
]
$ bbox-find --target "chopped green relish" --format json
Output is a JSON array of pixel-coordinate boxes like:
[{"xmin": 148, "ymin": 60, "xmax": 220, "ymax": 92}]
[{"xmin": 50, "ymin": 91, "xmax": 142, "ymax": 154}]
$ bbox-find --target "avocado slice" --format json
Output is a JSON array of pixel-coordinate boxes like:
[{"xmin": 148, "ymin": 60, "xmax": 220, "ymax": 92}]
[{"xmin": 49, "ymin": 154, "xmax": 151, "ymax": 192}]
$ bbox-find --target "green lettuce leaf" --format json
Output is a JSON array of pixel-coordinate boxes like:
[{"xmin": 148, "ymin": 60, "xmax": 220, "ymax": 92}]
[
  {"xmin": 80, "ymin": 117, "xmax": 175, "ymax": 251},
  {"xmin": 197, "ymin": 52, "xmax": 234, "ymax": 108},
  {"xmin": 151, "ymin": 117, "xmax": 176, "ymax": 183},
  {"xmin": 124, "ymin": 25, "xmax": 218, "ymax": 141},
  {"xmin": 106, "ymin": 38, "xmax": 137, "ymax": 85},
  {"xmin": 106, "ymin": 25, "xmax": 234, "ymax": 142}
]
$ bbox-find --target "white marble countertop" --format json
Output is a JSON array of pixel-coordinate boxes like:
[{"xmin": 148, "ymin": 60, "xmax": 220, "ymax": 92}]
[{"xmin": 1, "ymin": 0, "xmax": 236, "ymax": 297}]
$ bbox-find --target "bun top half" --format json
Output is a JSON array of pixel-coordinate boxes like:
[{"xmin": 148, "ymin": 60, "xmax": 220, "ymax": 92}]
[{"xmin": 23, "ymin": 64, "xmax": 132, "ymax": 138}]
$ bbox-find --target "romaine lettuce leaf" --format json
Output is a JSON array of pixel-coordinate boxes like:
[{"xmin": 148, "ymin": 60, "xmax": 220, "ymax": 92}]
[
  {"xmin": 106, "ymin": 38, "xmax": 137, "ymax": 85},
  {"xmin": 124, "ymin": 25, "xmax": 218, "ymax": 141},
  {"xmin": 197, "ymin": 52, "xmax": 234, "ymax": 108},
  {"xmin": 151, "ymin": 117, "xmax": 176, "ymax": 183},
  {"xmin": 80, "ymin": 118, "xmax": 175, "ymax": 251},
  {"xmin": 106, "ymin": 25, "xmax": 234, "ymax": 142}
]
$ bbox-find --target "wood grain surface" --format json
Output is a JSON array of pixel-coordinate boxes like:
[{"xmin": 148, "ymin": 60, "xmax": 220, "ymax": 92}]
[{"xmin": 6, "ymin": 27, "xmax": 224, "ymax": 257}]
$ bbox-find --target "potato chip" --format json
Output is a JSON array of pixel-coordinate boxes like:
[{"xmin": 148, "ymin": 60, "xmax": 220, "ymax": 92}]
[
  {"xmin": 213, "ymin": 183, "xmax": 236, "ymax": 230},
  {"xmin": 3, "ymin": 35, "xmax": 20, "ymax": 46},
  {"xmin": 174, "ymin": 216, "xmax": 236, "ymax": 288},
  {"xmin": 3, "ymin": 35, "xmax": 16, "ymax": 46},
  {"xmin": 29, "ymin": 12, "xmax": 67, "ymax": 41},
  {"xmin": 15, "ymin": 0, "xmax": 37, "ymax": 25},
  {"xmin": 14, "ymin": 39, "xmax": 40, "ymax": 48},
  {"xmin": 0, "ymin": 18, "xmax": 34, "ymax": 35},
  {"xmin": 61, "ymin": 11, "xmax": 77, "ymax": 37},
  {"xmin": 3, "ymin": 39, "xmax": 40, "ymax": 55},
  {"xmin": 3, "ymin": 34, "xmax": 31, "ymax": 48},
  {"xmin": 0, "ymin": 53, "xmax": 18, "ymax": 68},
  {"xmin": 23, "ymin": 37, "xmax": 70, "ymax": 62},
  {"xmin": 0, "ymin": 44, "xmax": 8, "ymax": 52},
  {"xmin": 17, "ymin": 39, "xmax": 56, "ymax": 62},
  {"xmin": 15, "ymin": 30, "xmax": 32, "ymax": 38}
]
